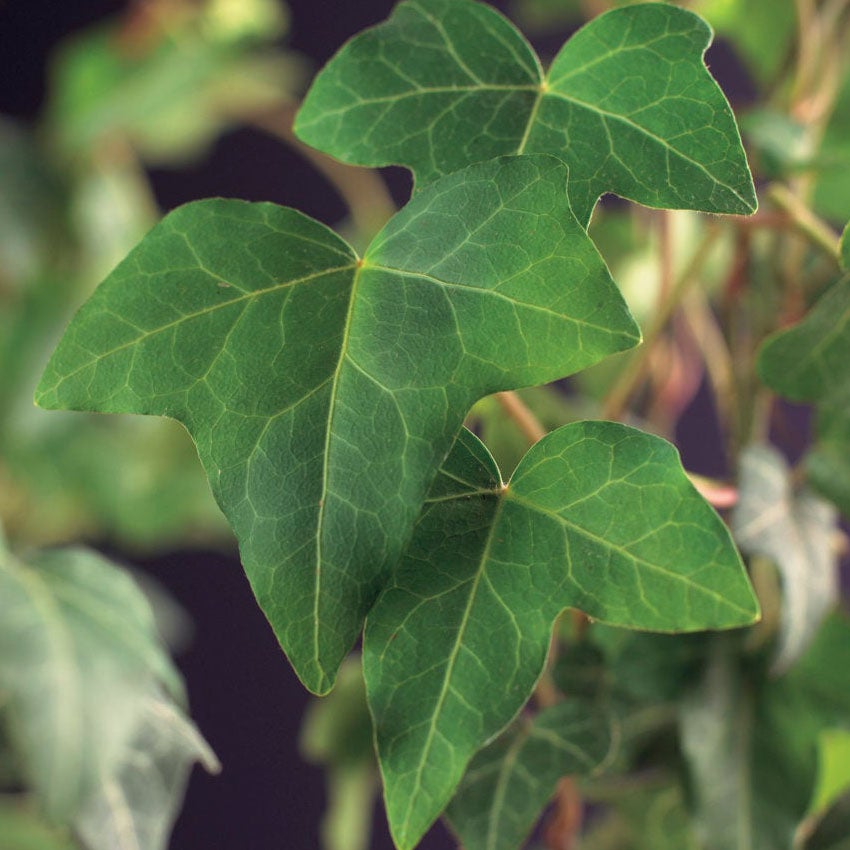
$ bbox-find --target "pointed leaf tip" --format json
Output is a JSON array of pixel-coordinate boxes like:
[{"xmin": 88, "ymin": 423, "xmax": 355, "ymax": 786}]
[{"xmin": 295, "ymin": 0, "xmax": 757, "ymax": 225}]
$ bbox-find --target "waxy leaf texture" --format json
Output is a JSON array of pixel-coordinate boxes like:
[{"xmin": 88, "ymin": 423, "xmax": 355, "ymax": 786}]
[
  {"xmin": 364, "ymin": 424, "xmax": 758, "ymax": 849},
  {"xmin": 295, "ymin": 0, "xmax": 757, "ymax": 225},
  {"xmin": 36, "ymin": 155, "xmax": 639, "ymax": 693},
  {"xmin": 444, "ymin": 699, "xmax": 611, "ymax": 850}
]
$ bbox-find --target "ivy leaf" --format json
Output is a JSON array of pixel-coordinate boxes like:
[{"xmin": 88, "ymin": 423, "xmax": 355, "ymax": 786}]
[
  {"xmin": 443, "ymin": 699, "xmax": 612, "ymax": 850},
  {"xmin": 364, "ymin": 423, "xmax": 757, "ymax": 849},
  {"xmin": 0, "ymin": 546, "xmax": 183, "ymax": 821},
  {"xmin": 757, "ymin": 270, "xmax": 850, "ymax": 517},
  {"xmin": 681, "ymin": 616, "xmax": 850, "ymax": 850},
  {"xmin": 35, "ymin": 154, "xmax": 639, "ymax": 694},
  {"xmin": 758, "ymin": 276, "xmax": 850, "ymax": 404},
  {"xmin": 74, "ymin": 692, "xmax": 220, "ymax": 850},
  {"xmin": 732, "ymin": 444, "xmax": 838, "ymax": 673},
  {"xmin": 294, "ymin": 0, "xmax": 756, "ymax": 225}
]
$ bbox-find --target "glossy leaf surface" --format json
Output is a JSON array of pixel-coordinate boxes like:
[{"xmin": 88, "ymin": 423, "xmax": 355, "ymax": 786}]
[
  {"xmin": 295, "ymin": 0, "xmax": 756, "ymax": 225},
  {"xmin": 35, "ymin": 155, "xmax": 639, "ymax": 694},
  {"xmin": 732, "ymin": 444, "xmax": 837, "ymax": 672},
  {"xmin": 444, "ymin": 699, "xmax": 611, "ymax": 850},
  {"xmin": 364, "ymin": 424, "xmax": 757, "ymax": 849}
]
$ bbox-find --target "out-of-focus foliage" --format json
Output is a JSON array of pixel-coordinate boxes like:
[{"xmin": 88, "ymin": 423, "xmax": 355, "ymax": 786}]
[{"xmin": 0, "ymin": 0, "xmax": 305, "ymax": 550}]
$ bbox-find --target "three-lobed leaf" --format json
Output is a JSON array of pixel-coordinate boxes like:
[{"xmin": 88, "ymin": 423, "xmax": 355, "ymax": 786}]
[
  {"xmin": 364, "ymin": 423, "xmax": 758, "ymax": 849},
  {"xmin": 35, "ymin": 154, "xmax": 639, "ymax": 694},
  {"xmin": 444, "ymin": 699, "xmax": 612, "ymax": 850},
  {"xmin": 295, "ymin": 0, "xmax": 757, "ymax": 226}
]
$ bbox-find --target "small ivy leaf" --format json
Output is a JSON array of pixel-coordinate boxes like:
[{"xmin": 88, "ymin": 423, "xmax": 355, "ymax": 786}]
[
  {"xmin": 0, "ymin": 547, "xmax": 186, "ymax": 823},
  {"xmin": 35, "ymin": 155, "xmax": 639, "ymax": 695},
  {"xmin": 446, "ymin": 699, "xmax": 612, "ymax": 850},
  {"xmin": 443, "ymin": 699, "xmax": 612, "ymax": 850},
  {"xmin": 757, "ymin": 268, "xmax": 850, "ymax": 517},
  {"xmin": 841, "ymin": 222, "xmax": 849, "ymax": 271},
  {"xmin": 294, "ymin": 0, "xmax": 756, "ymax": 226},
  {"xmin": 757, "ymin": 275, "xmax": 850, "ymax": 403},
  {"xmin": 807, "ymin": 395, "xmax": 850, "ymax": 518},
  {"xmin": 732, "ymin": 444, "xmax": 838, "ymax": 674},
  {"xmin": 74, "ymin": 691, "xmax": 220, "ymax": 850},
  {"xmin": 364, "ymin": 424, "xmax": 757, "ymax": 850}
]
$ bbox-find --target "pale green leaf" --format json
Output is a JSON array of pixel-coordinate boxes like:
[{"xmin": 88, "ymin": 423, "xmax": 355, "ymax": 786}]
[
  {"xmin": 681, "ymin": 617, "xmax": 850, "ymax": 850},
  {"xmin": 809, "ymin": 729, "xmax": 850, "ymax": 817},
  {"xmin": 35, "ymin": 155, "xmax": 639, "ymax": 694},
  {"xmin": 0, "ymin": 547, "xmax": 182, "ymax": 821},
  {"xmin": 0, "ymin": 796, "xmax": 76, "ymax": 850},
  {"xmin": 732, "ymin": 444, "xmax": 838, "ymax": 673},
  {"xmin": 295, "ymin": 0, "xmax": 756, "ymax": 225},
  {"xmin": 364, "ymin": 424, "xmax": 757, "ymax": 849},
  {"xmin": 74, "ymin": 692, "xmax": 219, "ymax": 850},
  {"xmin": 444, "ymin": 699, "xmax": 612, "ymax": 850}
]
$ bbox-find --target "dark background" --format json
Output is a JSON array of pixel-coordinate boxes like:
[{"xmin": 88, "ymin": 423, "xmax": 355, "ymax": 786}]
[{"xmin": 0, "ymin": 2, "xmax": 759, "ymax": 849}]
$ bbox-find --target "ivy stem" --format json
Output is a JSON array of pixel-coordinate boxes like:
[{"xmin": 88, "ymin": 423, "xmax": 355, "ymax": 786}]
[
  {"xmin": 601, "ymin": 223, "xmax": 721, "ymax": 421},
  {"xmin": 766, "ymin": 183, "xmax": 842, "ymax": 264},
  {"xmin": 494, "ymin": 391, "xmax": 547, "ymax": 444}
]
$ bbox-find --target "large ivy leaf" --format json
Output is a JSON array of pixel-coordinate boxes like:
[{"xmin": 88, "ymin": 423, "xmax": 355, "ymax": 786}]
[
  {"xmin": 732, "ymin": 444, "xmax": 838, "ymax": 673},
  {"xmin": 294, "ymin": 0, "xmax": 756, "ymax": 226},
  {"xmin": 74, "ymin": 692, "xmax": 220, "ymax": 850},
  {"xmin": 35, "ymin": 154, "xmax": 639, "ymax": 694},
  {"xmin": 757, "ymin": 270, "xmax": 850, "ymax": 517},
  {"xmin": 364, "ymin": 424, "xmax": 757, "ymax": 849},
  {"xmin": 444, "ymin": 699, "xmax": 611, "ymax": 850}
]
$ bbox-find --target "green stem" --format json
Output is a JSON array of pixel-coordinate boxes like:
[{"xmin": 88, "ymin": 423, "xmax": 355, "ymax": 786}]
[{"xmin": 767, "ymin": 184, "xmax": 842, "ymax": 263}]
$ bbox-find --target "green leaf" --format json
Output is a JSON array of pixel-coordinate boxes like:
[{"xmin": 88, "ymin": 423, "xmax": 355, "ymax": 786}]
[
  {"xmin": 0, "ymin": 797, "xmax": 76, "ymax": 850},
  {"xmin": 35, "ymin": 154, "xmax": 639, "ymax": 694},
  {"xmin": 841, "ymin": 223, "xmax": 849, "ymax": 271},
  {"xmin": 74, "ymin": 692, "xmax": 220, "ymax": 850},
  {"xmin": 444, "ymin": 699, "xmax": 612, "ymax": 850},
  {"xmin": 680, "ymin": 644, "xmax": 804, "ymax": 850},
  {"xmin": 810, "ymin": 730, "xmax": 850, "ymax": 818},
  {"xmin": 364, "ymin": 423, "xmax": 757, "ymax": 849},
  {"xmin": 807, "ymin": 396, "xmax": 850, "ymax": 517},
  {"xmin": 758, "ymin": 276, "xmax": 850, "ymax": 403},
  {"xmin": 732, "ymin": 444, "xmax": 838, "ymax": 672},
  {"xmin": 757, "ymin": 272, "xmax": 850, "ymax": 517},
  {"xmin": 0, "ymin": 546, "xmax": 182, "ymax": 821},
  {"xmin": 681, "ymin": 617, "xmax": 850, "ymax": 850},
  {"xmin": 813, "ymin": 70, "xmax": 850, "ymax": 224},
  {"xmin": 295, "ymin": 0, "xmax": 756, "ymax": 226}
]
